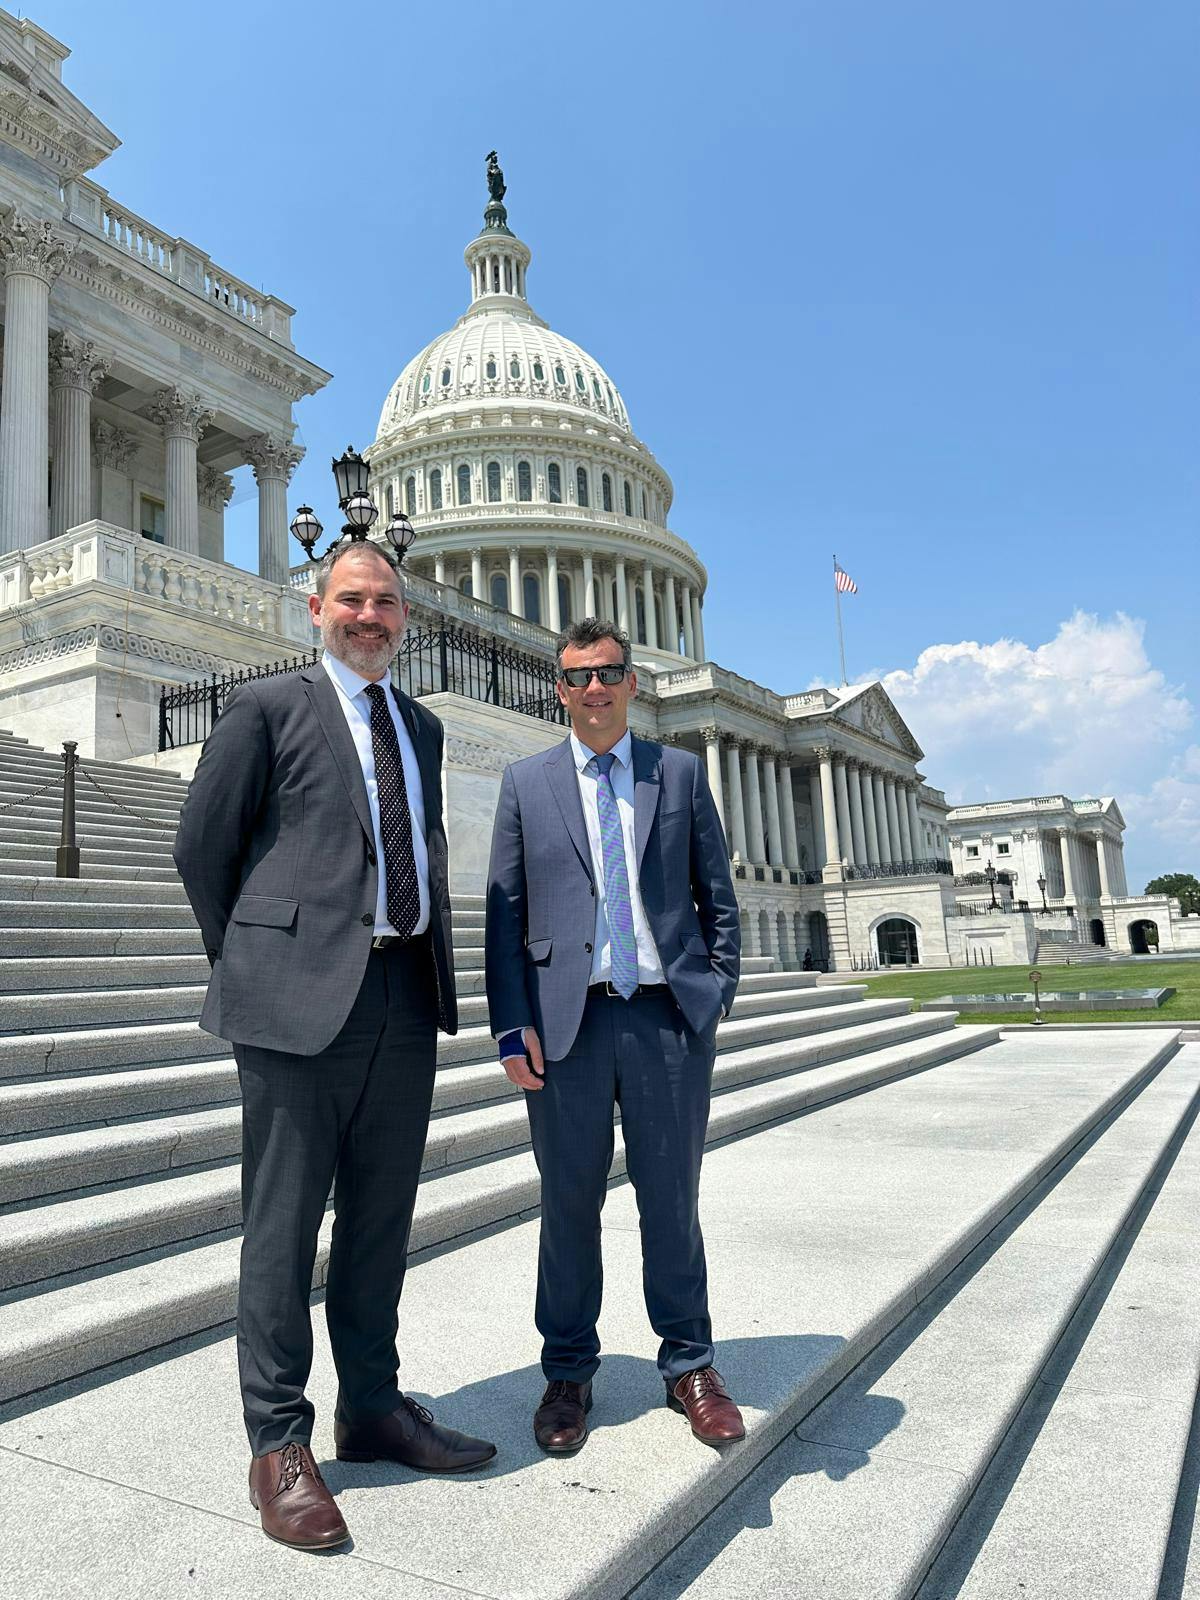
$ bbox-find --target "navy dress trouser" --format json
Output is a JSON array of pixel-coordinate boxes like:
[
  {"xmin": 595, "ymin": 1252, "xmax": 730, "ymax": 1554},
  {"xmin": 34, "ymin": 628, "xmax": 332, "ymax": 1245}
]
[{"xmin": 525, "ymin": 986, "xmax": 716, "ymax": 1385}]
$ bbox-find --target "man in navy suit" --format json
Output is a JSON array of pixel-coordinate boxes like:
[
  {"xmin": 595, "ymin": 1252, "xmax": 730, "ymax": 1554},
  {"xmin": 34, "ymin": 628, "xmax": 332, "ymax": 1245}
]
[{"xmin": 485, "ymin": 618, "xmax": 744, "ymax": 1454}]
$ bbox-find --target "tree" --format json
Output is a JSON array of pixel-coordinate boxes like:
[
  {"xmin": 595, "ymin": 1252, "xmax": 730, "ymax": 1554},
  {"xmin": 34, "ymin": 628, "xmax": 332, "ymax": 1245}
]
[{"xmin": 1145, "ymin": 873, "xmax": 1200, "ymax": 912}]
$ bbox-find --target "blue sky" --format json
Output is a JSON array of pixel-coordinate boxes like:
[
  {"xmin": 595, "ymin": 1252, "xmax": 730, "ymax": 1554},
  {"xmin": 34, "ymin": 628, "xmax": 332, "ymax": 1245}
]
[{"xmin": 34, "ymin": 0, "xmax": 1198, "ymax": 889}]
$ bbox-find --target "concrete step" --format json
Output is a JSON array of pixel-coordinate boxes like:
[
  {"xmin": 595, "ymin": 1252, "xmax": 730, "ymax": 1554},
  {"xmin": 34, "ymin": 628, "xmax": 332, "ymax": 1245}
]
[
  {"xmin": 0, "ymin": 815, "xmax": 179, "ymax": 850},
  {"xmin": 917, "ymin": 1044, "xmax": 1200, "ymax": 1600},
  {"xmin": 0, "ymin": 784, "xmax": 183, "ymax": 827},
  {"xmin": 0, "ymin": 839, "xmax": 176, "ymax": 869},
  {"xmin": 0, "ymin": 1032, "xmax": 1182, "ymax": 1600},
  {"xmin": 0, "ymin": 900, "xmax": 197, "ymax": 929},
  {"xmin": 0, "ymin": 740, "xmax": 189, "ymax": 792},
  {"xmin": 0, "ymin": 1018, "xmax": 1001, "ymax": 1395},
  {"xmin": 0, "ymin": 926, "xmax": 204, "ymax": 960},
  {"xmin": 0, "ymin": 857, "xmax": 179, "ymax": 883},
  {"xmin": 0, "ymin": 876, "xmax": 191, "ymax": 905}
]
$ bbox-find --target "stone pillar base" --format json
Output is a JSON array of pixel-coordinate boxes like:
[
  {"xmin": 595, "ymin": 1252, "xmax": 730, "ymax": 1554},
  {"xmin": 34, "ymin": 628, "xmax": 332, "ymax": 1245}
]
[{"xmin": 822, "ymin": 863, "xmax": 846, "ymax": 883}]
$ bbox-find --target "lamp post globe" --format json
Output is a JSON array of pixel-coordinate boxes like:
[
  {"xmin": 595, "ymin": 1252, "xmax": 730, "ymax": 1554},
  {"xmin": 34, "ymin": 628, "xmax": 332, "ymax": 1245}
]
[
  {"xmin": 289, "ymin": 505, "xmax": 323, "ymax": 562},
  {"xmin": 384, "ymin": 509, "xmax": 416, "ymax": 562},
  {"xmin": 332, "ymin": 445, "xmax": 371, "ymax": 509}
]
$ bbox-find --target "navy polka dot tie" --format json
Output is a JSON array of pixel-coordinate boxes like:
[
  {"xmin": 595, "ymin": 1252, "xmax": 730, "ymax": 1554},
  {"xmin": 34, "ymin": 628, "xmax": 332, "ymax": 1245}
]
[{"xmin": 364, "ymin": 682, "xmax": 420, "ymax": 938}]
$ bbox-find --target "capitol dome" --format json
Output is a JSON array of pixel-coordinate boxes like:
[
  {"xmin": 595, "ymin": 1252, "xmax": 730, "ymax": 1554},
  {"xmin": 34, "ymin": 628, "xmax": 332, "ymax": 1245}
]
[{"xmin": 366, "ymin": 164, "xmax": 709, "ymax": 668}]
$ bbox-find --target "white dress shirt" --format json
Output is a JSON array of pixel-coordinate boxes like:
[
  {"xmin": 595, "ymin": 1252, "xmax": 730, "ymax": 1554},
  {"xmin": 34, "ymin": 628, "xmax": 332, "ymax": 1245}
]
[
  {"xmin": 571, "ymin": 729, "xmax": 665, "ymax": 987},
  {"xmin": 322, "ymin": 651, "xmax": 430, "ymax": 936}
]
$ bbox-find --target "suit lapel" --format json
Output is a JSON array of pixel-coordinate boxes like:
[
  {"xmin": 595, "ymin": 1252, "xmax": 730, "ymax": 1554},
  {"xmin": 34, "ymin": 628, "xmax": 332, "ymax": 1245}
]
[
  {"xmin": 633, "ymin": 736, "xmax": 662, "ymax": 873},
  {"xmin": 545, "ymin": 739, "xmax": 594, "ymax": 883},
  {"xmin": 392, "ymin": 685, "xmax": 441, "ymax": 834},
  {"xmin": 301, "ymin": 666, "xmax": 374, "ymax": 843}
]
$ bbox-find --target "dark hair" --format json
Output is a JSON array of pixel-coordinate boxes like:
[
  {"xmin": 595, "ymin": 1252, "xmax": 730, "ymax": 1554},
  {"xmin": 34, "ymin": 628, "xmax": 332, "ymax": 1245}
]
[
  {"xmin": 555, "ymin": 617, "xmax": 633, "ymax": 674},
  {"xmin": 314, "ymin": 538, "xmax": 405, "ymax": 599}
]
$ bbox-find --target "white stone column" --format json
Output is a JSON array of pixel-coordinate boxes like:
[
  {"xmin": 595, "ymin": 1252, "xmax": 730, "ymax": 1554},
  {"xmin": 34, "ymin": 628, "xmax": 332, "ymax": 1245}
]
[
  {"xmin": 49, "ymin": 332, "xmax": 109, "ymax": 539},
  {"xmin": 642, "ymin": 559, "xmax": 658, "ymax": 649},
  {"xmin": 693, "ymin": 592, "xmax": 706, "ymax": 659},
  {"xmin": 833, "ymin": 759, "xmax": 853, "ymax": 868},
  {"xmin": 681, "ymin": 581, "xmax": 695, "ymax": 657},
  {"xmin": 509, "ymin": 546, "xmax": 522, "ymax": 615},
  {"xmin": 628, "ymin": 571, "xmax": 641, "ymax": 642},
  {"xmin": 1060, "ymin": 831, "xmax": 1076, "ymax": 903},
  {"xmin": 884, "ymin": 778, "xmax": 904, "ymax": 863},
  {"xmin": 1094, "ymin": 832, "xmax": 1111, "ymax": 897},
  {"xmin": 860, "ymin": 765, "xmax": 881, "ymax": 864},
  {"xmin": 906, "ymin": 787, "xmax": 924, "ymax": 865},
  {"xmin": 91, "ymin": 420, "xmax": 138, "ymax": 525},
  {"xmin": 847, "ymin": 763, "xmax": 867, "ymax": 865},
  {"xmin": 1113, "ymin": 839, "xmax": 1128, "ymax": 896},
  {"xmin": 808, "ymin": 766, "xmax": 826, "ymax": 868},
  {"xmin": 434, "ymin": 549, "xmax": 447, "ymax": 586},
  {"xmin": 545, "ymin": 546, "xmax": 561, "ymax": 632},
  {"xmin": 0, "ymin": 213, "xmax": 73, "ymax": 553},
  {"xmin": 895, "ymin": 780, "xmax": 914, "ymax": 862},
  {"xmin": 467, "ymin": 546, "xmax": 482, "ymax": 600},
  {"xmin": 744, "ymin": 747, "xmax": 767, "ymax": 863},
  {"xmin": 701, "ymin": 725, "xmax": 726, "ymax": 837},
  {"xmin": 245, "ymin": 434, "xmax": 303, "ymax": 585},
  {"xmin": 150, "ymin": 387, "xmax": 213, "ymax": 556},
  {"xmin": 817, "ymin": 748, "xmax": 841, "ymax": 869},
  {"xmin": 583, "ymin": 551, "xmax": 595, "ymax": 616},
  {"xmin": 615, "ymin": 556, "xmax": 630, "ymax": 634},
  {"xmin": 873, "ymin": 772, "xmax": 893, "ymax": 864},
  {"xmin": 725, "ymin": 741, "xmax": 748, "ymax": 859},
  {"xmin": 780, "ymin": 762, "xmax": 800, "ymax": 869},
  {"xmin": 762, "ymin": 753, "xmax": 784, "ymax": 868},
  {"xmin": 663, "ymin": 571, "xmax": 678, "ymax": 652}
]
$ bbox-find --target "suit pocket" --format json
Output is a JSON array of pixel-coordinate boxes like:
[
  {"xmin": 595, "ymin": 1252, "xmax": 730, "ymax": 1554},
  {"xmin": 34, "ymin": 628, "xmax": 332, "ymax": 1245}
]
[
  {"xmin": 231, "ymin": 895, "xmax": 298, "ymax": 928},
  {"xmin": 525, "ymin": 937, "xmax": 553, "ymax": 963},
  {"xmin": 680, "ymin": 932, "xmax": 709, "ymax": 956}
]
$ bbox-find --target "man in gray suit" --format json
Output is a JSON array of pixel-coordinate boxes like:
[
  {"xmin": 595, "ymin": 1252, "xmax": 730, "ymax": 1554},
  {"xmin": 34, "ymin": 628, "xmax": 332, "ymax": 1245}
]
[
  {"xmin": 175, "ymin": 540, "xmax": 495, "ymax": 1552},
  {"xmin": 485, "ymin": 618, "xmax": 745, "ymax": 1455}
]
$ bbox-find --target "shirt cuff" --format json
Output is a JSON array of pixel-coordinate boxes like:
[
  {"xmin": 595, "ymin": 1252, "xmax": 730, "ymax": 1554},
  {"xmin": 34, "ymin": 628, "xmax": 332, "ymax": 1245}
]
[{"xmin": 497, "ymin": 1027, "xmax": 528, "ymax": 1061}]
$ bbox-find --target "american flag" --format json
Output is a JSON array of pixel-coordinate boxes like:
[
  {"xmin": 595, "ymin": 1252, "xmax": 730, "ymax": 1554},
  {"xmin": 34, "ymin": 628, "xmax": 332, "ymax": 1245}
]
[{"xmin": 834, "ymin": 563, "xmax": 858, "ymax": 594}]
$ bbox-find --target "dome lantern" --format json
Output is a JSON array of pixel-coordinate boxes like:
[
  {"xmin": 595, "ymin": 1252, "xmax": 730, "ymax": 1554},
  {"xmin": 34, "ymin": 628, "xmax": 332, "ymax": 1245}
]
[{"xmin": 464, "ymin": 150, "xmax": 533, "ymax": 310}]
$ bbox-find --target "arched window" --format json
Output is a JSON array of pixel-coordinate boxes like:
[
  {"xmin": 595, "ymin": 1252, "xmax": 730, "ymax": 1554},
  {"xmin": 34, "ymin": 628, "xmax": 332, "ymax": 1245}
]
[
  {"xmin": 641, "ymin": 488, "xmax": 648, "ymax": 518},
  {"xmin": 456, "ymin": 464, "xmax": 472, "ymax": 505},
  {"xmin": 623, "ymin": 480, "xmax": 632, "ymax": 517},
  {"xmin": 441, "ymin": 365, "xmax": 451, "ymax": 387},
  {"xmin": 576, "ymin": 466, "xmax": 589, "ymax": 507},
  {"xmin": 421, "ymin": 370, "xmax": 431, "ymax": 393},
  {"xmin": 517, "ymin": 460, "xmax": 532, "ymax": 502},
  {"xmin": 635, "ymin": 584, "xmax": 646, "ymax": 645},
  {"xmin": 486, "ymin": 461, "xmax": 501, "ymax": 502},
  {"xmin": 404, "ymin": 476, "xmax": 416, "ymax": 515},
  {"xmin": 877, "ymin": 918, "xmax": 919, "ymax": 967},
  {"xmin": 574, "ymin": 369, "xmax": 586, "ymax": 393},
  {"xmin": 602, "ymin": 472, "xmax": 613, "ymax": 512},
  {"xmin": 605, "ymin": 382, "xmax": 616, "ymax": 412},
  {"xmin": 554, "ymin": 363, "xmax": 567, "ymax": 386},
  {"xmin": 592, "ymin": 377, "xmax": 604, "ymax": 406},
  {"xmin": 533, "ymin": 359, "xmax": 545, "ymax": 381},
  {"xmin": 510, "ymin": 356, "xmax": 521, "ymax": 379},
  {"xmin": 429, "ymin": 468, "xmax": 442, "ymax": 510},
  {"xmin": 523, "ymin": 572, "xmax": 541, "ymax": 624},
  {"xmin": 485, "ymin": 357, "xmax": 497, "ymax": 380},
  {"xmin": 490, "ymin": 572, "xmax": 508, "ymax": 611},
  {"xmin": 548, "ymin": 462, "xmax": 562, "ymax": 503},
  {"xmin": 558, "ymin": 573, "xmax": 572, "ymax": 625},
  {"xmin": 385, "ymin": 483, "xmax": 395, "ymax": 517},
  {"xmin": 458, "ymin": 574, "xmax": 472, "ymax": 596}
]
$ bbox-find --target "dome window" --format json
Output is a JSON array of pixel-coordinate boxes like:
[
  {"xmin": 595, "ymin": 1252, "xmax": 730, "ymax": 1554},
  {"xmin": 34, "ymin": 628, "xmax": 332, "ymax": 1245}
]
[
  {"xmin": 576, "ymin": 466, "xmax": 589, "ymax": 507},
  {"xmin": 605, "ymin": 382, "xmax": 616, "ymax": 412},
  {"xmin": 429, "ymin": 468, "xmax": 443, "ymax": 510},
  {"xmin": 457, "ymin": 463, "xmax": 472, "ymax": 505},
  {"xmin": 441, "ymin": 365, "xmax": 451, "ymax": 387},
  {"xmin": 385, "ymin": 484, "xmax": 395, "ymax": 517},
  {"xmin": 554, "ymin": 364, "xmax": 567, "ymax": 387},
  {"xmin": 641, "ymin": 488, "xmax": 648, "ymax": 518},
  {"xmin": 485, "ymin": 357, "xmax": 497, "ymax": 380},
  {"xmin": 510, "ymin": 357, "xmax": 521, "ymax": 380},
  {"xmin": 404, "ymin": 476, "xmax": 416, "ymax": 515},
  {"xmin": 558, "ymin": 574, "xmax": 572, "ymax": 625},
  {"xmin": 422, "ymin": 371, "xmax": 431, "ymax": 394},
  {"xmin": 490, "ymin": 572, "xmax": 509, "ymax": 611},
  {"xmin": 547, "ymin": 462, "xmax": 562, "ymax": 504},
  {"xmin": 533, "ymin": 360, "xmax": 545, "ymax": 382},
  {"xmin": 602, "ymin": 472, "xmax": 613, "ymax": 512},
  {"xmin": 622, "ymin": 480, "xmax": 632, "ymax": 517},
  {"xmin": 592, "ymin": 378, "xmax": 604, "ymax": 406},
  {"xmin": 517, "ymin": 460, "xmax": 532, "ymax": 502},
  {"xmin": 523, "ymin": 572, "xmax": 542, "ymax": 623},
  {"xmin": 574, "ymin": 369, "xmax": 586, "ymax": 393},
  {"xmin": 486, "ymin": 461, "xmax": 502, "ymax": 502}
]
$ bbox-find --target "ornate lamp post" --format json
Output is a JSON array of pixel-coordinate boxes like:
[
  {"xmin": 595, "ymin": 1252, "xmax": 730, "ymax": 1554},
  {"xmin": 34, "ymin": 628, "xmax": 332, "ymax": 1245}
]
[
  {"xmin": 1037, "ymin": 872, "xmax": 1048, "ymax": 914},
  {"xmin": 290, "ymin": 445, "xmax": 416, "ymax": 566},
  {"xmin": 985, "ymin": 857, "xmax": 998, "ymax": 910}
]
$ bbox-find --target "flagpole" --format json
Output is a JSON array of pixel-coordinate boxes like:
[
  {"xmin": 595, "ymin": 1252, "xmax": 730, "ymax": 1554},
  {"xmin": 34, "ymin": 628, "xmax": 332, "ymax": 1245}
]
[{"xmin": 833, "ymin": 553, "xmax": 848, "ymax": 686}]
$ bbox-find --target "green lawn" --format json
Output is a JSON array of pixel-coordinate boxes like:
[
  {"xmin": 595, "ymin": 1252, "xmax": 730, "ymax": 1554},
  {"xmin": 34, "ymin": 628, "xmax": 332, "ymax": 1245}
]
[{"xmin": 841, "ymin": 958, "xmax": 1200, "ymax": 1026}]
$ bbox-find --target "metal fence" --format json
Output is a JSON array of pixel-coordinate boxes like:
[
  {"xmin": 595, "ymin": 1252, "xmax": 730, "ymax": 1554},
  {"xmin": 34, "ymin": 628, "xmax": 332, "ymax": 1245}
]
[
  {"xmin": 846, "ymin": 858, "xmax": 952, "ymax": 881},
  {"xmin": 158, "ymin": 627, "xmax": 566, "ymax": 751}
]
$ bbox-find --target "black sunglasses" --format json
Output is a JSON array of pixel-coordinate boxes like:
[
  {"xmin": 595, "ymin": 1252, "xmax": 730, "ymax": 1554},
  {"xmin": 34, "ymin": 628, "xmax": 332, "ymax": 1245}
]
[{"xmin": 559, "ymin": 664, "xmax": 630, "ymax": 688}]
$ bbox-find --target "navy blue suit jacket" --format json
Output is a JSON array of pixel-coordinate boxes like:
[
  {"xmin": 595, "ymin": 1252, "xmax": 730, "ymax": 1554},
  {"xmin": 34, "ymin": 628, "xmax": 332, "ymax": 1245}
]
[{"xmin": 485, "ymin": 733, "xmax": 740, "ymax": 1062}]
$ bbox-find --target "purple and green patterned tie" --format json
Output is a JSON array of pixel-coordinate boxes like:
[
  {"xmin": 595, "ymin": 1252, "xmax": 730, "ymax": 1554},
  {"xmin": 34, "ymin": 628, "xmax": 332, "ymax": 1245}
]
[{"xmin": 593, "ymin": 751, "xmax": 638, "ymax": 997}]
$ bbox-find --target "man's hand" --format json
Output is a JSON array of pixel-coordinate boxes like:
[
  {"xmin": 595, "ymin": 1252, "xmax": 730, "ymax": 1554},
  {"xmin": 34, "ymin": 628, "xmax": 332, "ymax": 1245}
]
[{"xmin": 501, "ymin": 1026, "xmax": 546, "ymax": 1092}]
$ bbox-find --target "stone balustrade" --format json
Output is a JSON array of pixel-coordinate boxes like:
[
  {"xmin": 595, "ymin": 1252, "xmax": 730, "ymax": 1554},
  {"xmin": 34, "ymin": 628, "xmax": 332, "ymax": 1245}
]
[{"xmin": 0, "ymin": 521, "xmax": 313, "ymax": 645}]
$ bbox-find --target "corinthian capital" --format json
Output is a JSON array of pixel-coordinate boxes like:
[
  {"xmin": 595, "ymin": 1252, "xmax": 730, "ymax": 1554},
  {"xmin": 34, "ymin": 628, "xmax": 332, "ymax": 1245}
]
[
  {"xmin": 49, "ymin": 331, "xmax": 110, "ymax": 393},
  {"xmin": 91, "ymin": 419, "xmax": 138, "ymax": 472},
  {"xmin": 244, "ymin": 432, "xmax": 304, "ymax": 483},
  {"xmin": 198, "ymin": 464, "xmax": 235, "ymax": 510},
  {"xmin": 0, "ymin": 210, "xmax": 74, "ymax": 284},
  {"xmin": 149, "ymin": 386, "xmax": 213, "ymax": 442}
]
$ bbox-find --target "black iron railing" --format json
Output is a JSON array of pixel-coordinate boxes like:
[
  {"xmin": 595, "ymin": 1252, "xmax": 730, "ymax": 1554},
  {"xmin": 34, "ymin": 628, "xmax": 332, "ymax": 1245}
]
[
  {"xmin": 954, "ymin": 870, "xmax": 1015, "ymax": 887},
  {"xmin": 158, "ymin": 628, "xmax": 566, "ymax": 751},
  {"xmin": 846, "ymin": 857, "xmax": 952, "ymax": 881}
]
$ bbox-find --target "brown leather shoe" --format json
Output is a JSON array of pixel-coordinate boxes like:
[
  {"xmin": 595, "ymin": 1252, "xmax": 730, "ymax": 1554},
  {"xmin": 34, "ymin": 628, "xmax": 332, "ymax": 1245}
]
[
  {"xmin": 667, "ymin": 1367, "xmax": 745, "ymax": 1443},
  {"xmin": 248, "ymin": 1442, "xmax": 350, "ymax": 1551},
  {"xmin": 334, "ymin": 1394, "xmax": 496, "ymax": 1474},
  {"xmin": 533, "ymin": 1379, "xmax": 593, "ymax": 1455}
]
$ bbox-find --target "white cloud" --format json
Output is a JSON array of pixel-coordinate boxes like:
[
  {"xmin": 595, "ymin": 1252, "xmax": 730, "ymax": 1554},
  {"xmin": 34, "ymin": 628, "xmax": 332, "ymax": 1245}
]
[{"xmin": 873, "ymin": 612, "xmax": 1199, "ymax": 885}]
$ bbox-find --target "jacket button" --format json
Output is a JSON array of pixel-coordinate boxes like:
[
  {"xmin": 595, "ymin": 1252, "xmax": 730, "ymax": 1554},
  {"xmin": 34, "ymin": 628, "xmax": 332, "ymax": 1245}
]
[
  {"xmin": 585, "ymin": 942, "xmax": 592, "ymax": 953},
  {"xmin": 589, "ymin": 883, "xmax": 595, "ymax": 897},
  {"xmin": 367, "ymin": 849, "xmax": 377, "ymax": 865},
  {"xmin": 361, "ymin": 914, "xmax": 373, "ymax": 925}
]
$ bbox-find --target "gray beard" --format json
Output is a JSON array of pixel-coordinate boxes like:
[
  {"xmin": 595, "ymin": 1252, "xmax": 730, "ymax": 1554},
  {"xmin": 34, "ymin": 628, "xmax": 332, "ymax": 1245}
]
[{"xmin": 322, "ymin": 618, "xmax": 402, "ymax": 678}]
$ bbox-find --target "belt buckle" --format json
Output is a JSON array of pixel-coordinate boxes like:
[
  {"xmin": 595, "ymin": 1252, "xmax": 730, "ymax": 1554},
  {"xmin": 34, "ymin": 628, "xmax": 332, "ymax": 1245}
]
[
  {"xmin": 605, "ymin": 981, "xmax": 636, "ymax": 999},
  {"xmin": 372, "ymin": 935, "xmax": 391, "ymax": 950}
]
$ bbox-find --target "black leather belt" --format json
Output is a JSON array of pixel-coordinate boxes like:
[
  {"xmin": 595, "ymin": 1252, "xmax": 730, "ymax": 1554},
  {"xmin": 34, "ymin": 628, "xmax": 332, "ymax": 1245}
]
[
  {"xmin": 588, "ymin": 980, "xmax": 671, "ymax": 999},
  {"xmin": 371, "ymin": 930, "xmax": 430, "ymax": 950}
]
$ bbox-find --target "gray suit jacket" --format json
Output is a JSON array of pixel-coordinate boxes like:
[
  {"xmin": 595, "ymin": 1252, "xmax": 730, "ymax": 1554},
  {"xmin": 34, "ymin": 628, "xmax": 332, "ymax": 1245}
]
[
  {"xmin": 485, "ymin": 734, "xmax": 740, "ymax": 1062},
  {"xmin": 173, "ymin": 664, "xmax": 457, "ymax": 1056}
]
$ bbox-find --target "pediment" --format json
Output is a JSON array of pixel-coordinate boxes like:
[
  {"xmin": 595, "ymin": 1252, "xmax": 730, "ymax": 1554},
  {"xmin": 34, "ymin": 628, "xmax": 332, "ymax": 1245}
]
[
  {"xmin": 834, "ymin": 683, "xmax": 923, "ymax": 760},
  {"xmin": 0, "ymin": 19, "xmax": 118, "ymax": 177}
]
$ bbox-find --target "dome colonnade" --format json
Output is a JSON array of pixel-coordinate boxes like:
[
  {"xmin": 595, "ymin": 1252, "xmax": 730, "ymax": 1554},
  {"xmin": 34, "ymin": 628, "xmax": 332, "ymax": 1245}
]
[{"xmin": 366, "ymin": 179, "xmax": 707, "ymax": 666}]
